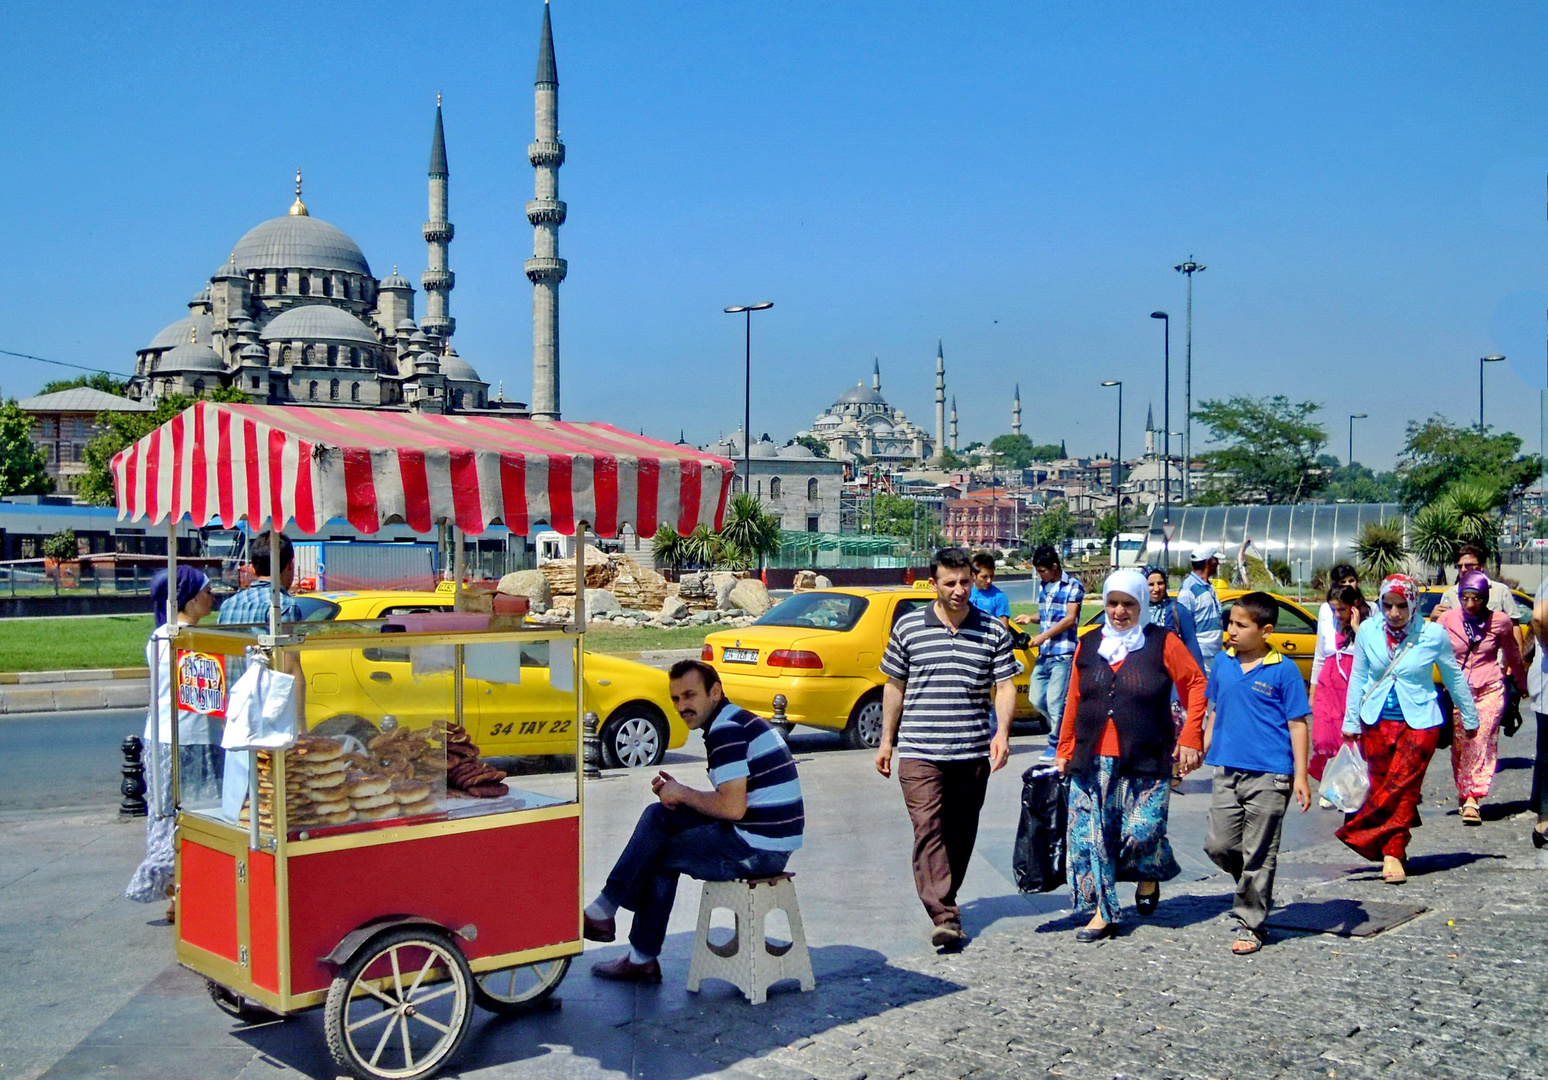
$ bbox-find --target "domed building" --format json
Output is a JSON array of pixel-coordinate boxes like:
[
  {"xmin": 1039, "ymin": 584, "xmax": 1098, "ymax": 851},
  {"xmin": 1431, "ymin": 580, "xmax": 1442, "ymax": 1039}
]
[
  {"xmin": 794, "ymin": 359, "xmax": 934, "ymax": 464},
  {"xmin": 128, "ymin": 105, "xmax": 516, "ymax": 416}
]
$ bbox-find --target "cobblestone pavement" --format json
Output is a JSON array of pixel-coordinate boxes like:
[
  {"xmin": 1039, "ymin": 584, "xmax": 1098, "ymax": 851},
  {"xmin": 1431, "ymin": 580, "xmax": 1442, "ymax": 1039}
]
[{"xmin": 630, "ymin": 752, "xmax": 1548, "ymax": 1080}]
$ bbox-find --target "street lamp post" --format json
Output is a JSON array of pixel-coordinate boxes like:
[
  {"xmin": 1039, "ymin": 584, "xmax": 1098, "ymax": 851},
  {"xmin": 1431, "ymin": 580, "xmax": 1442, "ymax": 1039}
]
[
  {"xmin": 723, "ymin": 302, "xmax": 774, "ymax": 493},
  {"xmin": 1150, "ymin": 313, "xmax": 1171, "ymax": 555},
  {"xmin": 1479, "ymin": 354, "xmax": 1505, "ymax": 431},
  {"xmin": 1348, "ymin": 413, "xmax": 1367, "ymax": 468},
  {"xmin": 1174, "ymin": 258, "xmax": 1205, "ymax": 502},
  {"xmin": 1102, "ymin": 380, "xmax": 1122, "ymax": 531}
]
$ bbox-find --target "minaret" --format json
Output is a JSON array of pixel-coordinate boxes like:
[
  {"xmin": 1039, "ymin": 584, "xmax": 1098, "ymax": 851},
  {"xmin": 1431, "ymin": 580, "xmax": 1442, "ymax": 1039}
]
[
  {"xmin": 872, "ymin": 356, "xmax": 881, "ymax": 392},
  {"xmin": 949, "ymin": 396, "xmax": 958, "ymax": 451},
  {"xmin": 1012, "ymin": 384, "xmax": 1022, "ymax": 436},
  {"xmin": 526, "ymin": 1, "xmax": 566, "ymax": 420},
  {"xmin": 1145, "ymin": 402, "xmax": 1157, "ymax": 458},
  {"xmin": 932, "ymin": 340, "xmax": 946, "ymax": 462},
  {"xmin": 421, "ymin": 96, "xmax": 455, "ymax": 341}
]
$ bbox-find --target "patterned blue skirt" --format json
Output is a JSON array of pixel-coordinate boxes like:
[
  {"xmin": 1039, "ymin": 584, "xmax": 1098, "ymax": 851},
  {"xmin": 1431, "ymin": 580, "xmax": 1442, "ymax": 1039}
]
[{"xmin": 1066, "ymin": 756, "xmax": 1181, "ymax": 923}]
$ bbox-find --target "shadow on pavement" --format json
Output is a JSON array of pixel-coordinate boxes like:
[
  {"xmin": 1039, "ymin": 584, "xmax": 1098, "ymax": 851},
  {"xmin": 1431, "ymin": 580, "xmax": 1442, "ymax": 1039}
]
[
  {"xmin": 1404, "ymin": 850, "xmax": 1506, "ymax": 876},
  {"xmin": 958, "ymin": 889, "xmax": 1069, "ymax": 940}
]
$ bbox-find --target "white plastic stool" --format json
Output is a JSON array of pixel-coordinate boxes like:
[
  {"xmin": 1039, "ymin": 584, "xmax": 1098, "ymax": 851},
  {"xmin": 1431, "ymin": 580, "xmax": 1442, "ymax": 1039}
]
[{"xmin": 686, "ymin": 873, "xmax": 815, "ymax": 1004}]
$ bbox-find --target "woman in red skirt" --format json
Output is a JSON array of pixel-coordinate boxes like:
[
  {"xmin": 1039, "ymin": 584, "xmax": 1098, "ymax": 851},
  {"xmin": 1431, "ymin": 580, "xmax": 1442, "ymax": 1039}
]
[{"xmin": 1337, "ymin": 575, "xmax": 1478, "ymax": 883}]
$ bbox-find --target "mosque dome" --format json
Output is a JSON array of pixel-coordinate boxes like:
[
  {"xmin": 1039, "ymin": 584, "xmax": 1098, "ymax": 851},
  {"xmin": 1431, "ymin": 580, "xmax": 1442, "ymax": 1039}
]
[
  {"xmin": 778, "ymin": 443, "xmax": 816, "ymax": 459},
  {"xmin": 189, "ymin": 286, "xmax": 211, "ymax": 308},
  {"xmin": 157, "ymin": 342, "xmax": 224, "ymax": 373},
  {"xmin": 228, "ymin": 214, "xmax": 372, "ymax": 276},
  {"xmin": 380, "ymin": 270, "xmax": 414, "ymax": 290},
  {"xmin": 261, "ymin": 304, "xmax": 380, "ymax": 345},
  {"xmin": 146, "ymin": 313, "xmax": 213, "ymax": 351},
  {"xmin": 749, "ymin": 440, "xmax": 779, "ymax": 459},
  {"xmin": 438, "ymin": 349, "xmax": 481, "ymax": 382},
  {"xmin": 835, "ymin": 383, "xmax": 885, "ymax": 406}
]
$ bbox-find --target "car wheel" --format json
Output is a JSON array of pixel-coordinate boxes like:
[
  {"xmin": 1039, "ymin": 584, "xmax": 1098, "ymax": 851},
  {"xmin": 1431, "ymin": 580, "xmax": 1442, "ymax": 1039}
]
[
  {"xmin": 310, "ymin": 713, "xmax": 379, "ymax": 744},
  {"xmin": 842, "ymin": 691, "xmax": 884, "ymax": 750},
  {"xmin": 601, "ymin": 705, "xmax": 668, "ymax": 769}
]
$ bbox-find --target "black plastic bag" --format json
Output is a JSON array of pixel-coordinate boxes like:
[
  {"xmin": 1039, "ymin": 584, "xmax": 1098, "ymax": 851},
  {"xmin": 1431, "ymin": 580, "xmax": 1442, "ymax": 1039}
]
[{"xmin": 1013, "ymin": 764, "xmax": 1068, "ymax": 893}]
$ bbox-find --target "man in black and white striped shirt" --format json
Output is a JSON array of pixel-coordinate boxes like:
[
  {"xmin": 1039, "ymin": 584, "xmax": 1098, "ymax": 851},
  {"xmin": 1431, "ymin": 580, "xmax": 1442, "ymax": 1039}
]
[{"xmin": 877, "ymin": 547, "xmax": 1020, "ymax": 949}]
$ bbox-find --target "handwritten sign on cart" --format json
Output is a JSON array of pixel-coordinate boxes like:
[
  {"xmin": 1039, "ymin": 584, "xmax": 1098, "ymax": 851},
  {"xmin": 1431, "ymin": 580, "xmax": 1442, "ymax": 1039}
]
[{"xmin": 176, "ymin": 650, "xmax": 228, "ymax": 718}]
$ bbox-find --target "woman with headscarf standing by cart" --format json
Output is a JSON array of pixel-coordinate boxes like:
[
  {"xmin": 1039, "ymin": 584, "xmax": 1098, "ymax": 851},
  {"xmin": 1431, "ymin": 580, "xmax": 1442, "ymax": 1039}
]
[
  {"xmin": 1437, "ymin": 569, "xmax": 1526, "ymax": 824},
  {"xmin": 1056, "ymin": 569, "xmax": 1207, "ymax": 941},
  {"xmin": 125, "ymin": 565, "xmax": 216, "ymax": 922},
  {"xmin": 1338, "ymin": 574, "xmax": 1478, "ymax": 883}
]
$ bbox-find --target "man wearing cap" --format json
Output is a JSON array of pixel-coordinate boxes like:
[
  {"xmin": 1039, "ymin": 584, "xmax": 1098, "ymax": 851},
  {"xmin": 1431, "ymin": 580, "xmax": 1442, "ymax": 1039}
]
[{"xmin": 1179, "ymin": 544, "xmax": 1224, "ymax": 672}]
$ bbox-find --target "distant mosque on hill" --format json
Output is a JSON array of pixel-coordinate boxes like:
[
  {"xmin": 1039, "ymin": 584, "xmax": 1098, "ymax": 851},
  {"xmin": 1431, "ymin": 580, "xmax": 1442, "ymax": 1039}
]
[{"xmin": 127, "ymin": 5, "xmax": 568, "ymax": 419}]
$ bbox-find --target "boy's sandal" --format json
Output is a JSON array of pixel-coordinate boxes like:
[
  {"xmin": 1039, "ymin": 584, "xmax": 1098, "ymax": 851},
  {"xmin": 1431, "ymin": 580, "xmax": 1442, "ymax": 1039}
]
[
  {"xmin": 1230, "ymin": 928, "xmax": 1263, "ymax": 955},
  {"xmin": 1461, "ymin": 804, "xmax": 1482, "ymax": 824}
]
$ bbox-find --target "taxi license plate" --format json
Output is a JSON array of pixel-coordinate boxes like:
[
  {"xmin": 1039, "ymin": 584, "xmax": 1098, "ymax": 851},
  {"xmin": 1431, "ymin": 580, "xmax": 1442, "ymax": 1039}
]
[{"xmin": 723, "ymin": 648, "xmax": 759, "ymax": 664}]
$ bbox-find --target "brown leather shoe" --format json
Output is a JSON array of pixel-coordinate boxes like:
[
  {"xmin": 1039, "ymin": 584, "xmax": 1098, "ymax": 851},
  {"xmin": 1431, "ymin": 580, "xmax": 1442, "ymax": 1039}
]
[
  {"xmin": 930, "ymin": 924, "xmax": 966, "ymax": 949},
  {"xmin": 583, "ymin": 913, "xmax": 616, "ymax": 942},
  {"xmin": 590, "ymin": 954, "xmax": 662, "ymax": 983}
]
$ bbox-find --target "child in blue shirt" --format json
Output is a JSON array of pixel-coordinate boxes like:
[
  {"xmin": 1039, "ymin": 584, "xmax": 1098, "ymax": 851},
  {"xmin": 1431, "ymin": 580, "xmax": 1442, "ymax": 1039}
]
[
  {"xmin": 1202, "ymin": 592, "xmax": 1311, "ymax": 955},
  {"xmin": 969, "ymin": 550, "xmax": 1029, "ymax": 630}
]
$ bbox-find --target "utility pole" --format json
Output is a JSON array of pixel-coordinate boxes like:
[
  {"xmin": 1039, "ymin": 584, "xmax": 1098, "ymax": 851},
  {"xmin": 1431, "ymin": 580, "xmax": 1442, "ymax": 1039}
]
[{"xmin": 1175, "ymin": 258, "xmax": 1204, "ymax": 503}]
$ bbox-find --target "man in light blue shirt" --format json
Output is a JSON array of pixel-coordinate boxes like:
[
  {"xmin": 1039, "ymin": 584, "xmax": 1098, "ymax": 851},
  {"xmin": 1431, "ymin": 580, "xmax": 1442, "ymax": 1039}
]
[
  {"xmin": 217, "ymin": 531, "xmax": 302, "ymax": 625},
  {"xmin": 1179, "ymin": 543, "xmax": 1223, "ymax": 672}
]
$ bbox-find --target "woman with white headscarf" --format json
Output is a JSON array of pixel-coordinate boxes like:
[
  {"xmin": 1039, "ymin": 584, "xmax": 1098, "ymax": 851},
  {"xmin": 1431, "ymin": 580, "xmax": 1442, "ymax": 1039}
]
[{"xmin": 1056, "ymin": 568, "xmax": 1208, "ymax": 941}]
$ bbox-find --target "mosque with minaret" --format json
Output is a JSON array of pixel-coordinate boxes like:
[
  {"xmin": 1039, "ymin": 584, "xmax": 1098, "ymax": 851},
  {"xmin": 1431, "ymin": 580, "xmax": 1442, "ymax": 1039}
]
[{"xmin": 127, "ymin": 5, "xmax": 567, "ymax": 417}]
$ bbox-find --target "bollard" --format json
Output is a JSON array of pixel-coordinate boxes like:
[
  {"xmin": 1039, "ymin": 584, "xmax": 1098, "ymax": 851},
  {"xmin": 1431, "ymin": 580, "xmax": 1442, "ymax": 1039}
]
[
  {"xmin": 120, "ymin": 735, "xmax": 148, "ymax": 817},
  {"xmin": 771, "ymin": 695, "xmax": 793, "ymax": 743},
  {"xmin": 582, "ymin": 711, "xmax": 603, "ymax": 780}
]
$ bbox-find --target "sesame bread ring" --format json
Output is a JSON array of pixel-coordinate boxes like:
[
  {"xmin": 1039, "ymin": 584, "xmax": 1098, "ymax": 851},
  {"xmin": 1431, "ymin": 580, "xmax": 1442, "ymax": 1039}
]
[
  {"xmin": 311, "ymin": 797, "xmax": 351, "ymax": 816},
  {"xmin": 388, "ymin": 779, "xmax": 431, "ymax": 804},
  {"xmin": 354, "ymin": 803, "xmax": 400, "ymax": 822},
  {"xmin": 313, "ymin": 809, "xmax": 357, "ymax": 826},
  {"xmin": 292, "ymin": 738, "xmax": 345, "ymax": 762},
  {"xmin": 395, "ymin": 796, "xmax": 435, "ymax": 815},
  {"xmin": 303, "ymin": 772, "xmax": 347, "ymax": 791},
  {"xmin": 345, "ymin": 774, "xmax": 392, "ymax": 799}
]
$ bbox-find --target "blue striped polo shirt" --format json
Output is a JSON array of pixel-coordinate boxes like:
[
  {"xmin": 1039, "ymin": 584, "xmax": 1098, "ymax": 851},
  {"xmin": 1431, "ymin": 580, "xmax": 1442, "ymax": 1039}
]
[{"xmin": 704, "ymin": 702, "xmax": 804, "ymax": 852}]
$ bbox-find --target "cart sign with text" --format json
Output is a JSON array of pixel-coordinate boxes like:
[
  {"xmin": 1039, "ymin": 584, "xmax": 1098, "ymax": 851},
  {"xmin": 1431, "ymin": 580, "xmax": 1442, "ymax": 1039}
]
[{"xmin": 176, "ymin": 650, "xmax": 227, "ymax": 718}]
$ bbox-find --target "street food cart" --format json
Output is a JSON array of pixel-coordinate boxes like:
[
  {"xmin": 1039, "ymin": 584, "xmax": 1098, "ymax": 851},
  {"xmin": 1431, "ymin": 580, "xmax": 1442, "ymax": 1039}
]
[{"xmin": 112, "ymin": 403, "xmax": 731, "ymax": 1080}]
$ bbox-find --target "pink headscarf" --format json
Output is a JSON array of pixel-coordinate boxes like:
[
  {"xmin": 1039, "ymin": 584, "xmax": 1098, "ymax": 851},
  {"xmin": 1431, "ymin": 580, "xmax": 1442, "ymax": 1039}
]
[
  {"xmin": 1457, "ymin": 568, "xmax": 1492, "ymax": 645},
  {"xmin": 1379, "ymin": 574, "xmax": 1419, "ymax": 652}
]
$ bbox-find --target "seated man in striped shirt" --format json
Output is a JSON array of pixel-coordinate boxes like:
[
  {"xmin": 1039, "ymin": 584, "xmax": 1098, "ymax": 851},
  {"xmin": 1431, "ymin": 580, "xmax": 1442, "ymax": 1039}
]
[{"xmin": 584, "ymin": 659, "xmax": 804, "ymax": 982}]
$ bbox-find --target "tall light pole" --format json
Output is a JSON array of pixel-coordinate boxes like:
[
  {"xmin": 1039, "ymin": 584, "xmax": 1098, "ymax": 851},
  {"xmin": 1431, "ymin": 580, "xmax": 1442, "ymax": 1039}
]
[
  {"xmin": 1150, "ymin": 312, "xmax": 1171, "ymax": 543},
  {"xmin": 1102, "ymin": 380, "xmax": 1122, "ymax": 531},
  {"xmin": 1174, "ymin": 257, "xmax": 1205, "ymax": 501},
  {"xmin": 723, "ymin": 302, "xmax": 774, "ymax": 493},
  {"xmin": 1347, "ymin": 413, "xmax": 1367, "ymax": 468},
  {"xmin": 1479, "ymin": 354, "xmax": 1505, "ymax": 431}
]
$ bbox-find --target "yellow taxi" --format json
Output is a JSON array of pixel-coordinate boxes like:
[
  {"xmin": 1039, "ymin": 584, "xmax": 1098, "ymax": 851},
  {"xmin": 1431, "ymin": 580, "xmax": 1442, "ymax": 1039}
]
[
  {"xmin": 702, "ymin": 586, "xmax": 1039, "ymax": 749},
  {"xmin": 287, "ymin": 590, "xmax": 688, "ymax": 768},
  {"xmin": 1080, "ymin": 588, "xmax": 1321, "ymax": 681}
]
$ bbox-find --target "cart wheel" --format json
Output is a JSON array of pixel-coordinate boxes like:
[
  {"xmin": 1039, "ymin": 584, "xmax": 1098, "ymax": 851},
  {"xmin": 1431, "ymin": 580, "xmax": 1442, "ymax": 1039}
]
[
  {"xmin": 472, "ymin": 956, "xmax": 570, "ymax": 1015},
  {"xmin": 205, "ymin": 978, "xmax": 277, "ymax": 1022},
  {"xmin": 324, "ymin": 926, "xmax": 473, "ymax": 1080}
]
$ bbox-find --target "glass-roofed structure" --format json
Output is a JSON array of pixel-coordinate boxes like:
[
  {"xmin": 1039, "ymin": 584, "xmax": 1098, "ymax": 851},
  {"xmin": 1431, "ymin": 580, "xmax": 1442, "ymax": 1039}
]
[{"xmin": 1142, "ymin": 503, "xmax": 1405, "ymax": 572}]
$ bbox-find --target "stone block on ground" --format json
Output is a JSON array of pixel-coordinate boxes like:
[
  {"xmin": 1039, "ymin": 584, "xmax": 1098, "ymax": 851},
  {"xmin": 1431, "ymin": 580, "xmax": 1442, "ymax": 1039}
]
[
  {"xmin": 585, "ymin": 589, "xmax": 621, "ymax": 621},
  {"xmin": 715, "ymin": 576, "xmax": 739, "ymax": 611},
  {"xmin": 540, "ymin": 544, "xmax": 614, "ymax": 596},
  {"xmin": 792, "ymin": 569, "xmax": 818, "ymax": 591},
  {"xmin": 660, "ymin": 595, "xmax": 689, "ymax": 621},
  {"xmin": 496, "ymin": 569, "xmax": 551, "ymax": 606},
  {"xmin": 607, "ymin": 554, "xmax": 670, "ymax": 611},
  {"xmin": 728, "ymin": 578, "xmax": 773, "ymax": 616}
]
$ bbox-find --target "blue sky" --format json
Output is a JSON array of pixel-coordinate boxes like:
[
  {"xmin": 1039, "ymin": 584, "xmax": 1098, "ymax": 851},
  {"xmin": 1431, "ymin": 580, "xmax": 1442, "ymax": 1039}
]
[{"xmin": 3, "ymin": 2, "xmax": 1547, "ymax": 470}]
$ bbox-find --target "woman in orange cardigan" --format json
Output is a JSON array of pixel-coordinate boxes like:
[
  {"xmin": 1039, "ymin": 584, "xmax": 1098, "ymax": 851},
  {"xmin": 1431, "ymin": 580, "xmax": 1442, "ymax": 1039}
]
[{"xmin": 1057, "ymin": 569, "xmax": 1207, "ymax": 942}]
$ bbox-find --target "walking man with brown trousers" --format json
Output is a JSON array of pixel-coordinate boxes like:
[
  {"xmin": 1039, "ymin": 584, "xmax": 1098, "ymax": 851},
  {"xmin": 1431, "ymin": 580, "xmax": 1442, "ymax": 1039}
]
[{"xmin": 876, "ymin": 546, "xmax": 1020, "ymax": 950}]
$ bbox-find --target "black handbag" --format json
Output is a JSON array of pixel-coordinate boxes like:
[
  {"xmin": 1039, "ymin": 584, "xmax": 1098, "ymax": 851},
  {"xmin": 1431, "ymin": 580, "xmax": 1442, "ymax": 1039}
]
[
  {"xmin": 1435, "ymin": 687, "xmax": 1454, "ymax": 750},
  {"xmin": 1012, "ymin": 765, "xmax": 1068, "ymax": 893},
  {"xmin": 1502, "ymin": 679, "xmax": 1524, "ymax": 738}
]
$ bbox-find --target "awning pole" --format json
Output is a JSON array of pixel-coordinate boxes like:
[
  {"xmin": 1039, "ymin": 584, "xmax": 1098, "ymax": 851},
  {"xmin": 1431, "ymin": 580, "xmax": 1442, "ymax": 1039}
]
[
  {"xmin": 267, "ymin": 526, "xmax": 282, "ymax": 638},
  {"xmin": 572, "ymin": 527, "xmax": 586, "ymax": 635},
  {"xmin": 452, "ymin": 526, "xmax": 466, "ymax": 612}
]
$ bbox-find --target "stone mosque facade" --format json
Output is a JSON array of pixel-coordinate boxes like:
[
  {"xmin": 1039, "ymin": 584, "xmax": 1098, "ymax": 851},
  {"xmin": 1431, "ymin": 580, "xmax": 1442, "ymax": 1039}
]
[
  {"xmin": 793, "ymin": 357, "xmax": 937, "ymax": 464},
  {"xmin": 126, "ymin": 100, "xmax": 504, "ymax": 416}
]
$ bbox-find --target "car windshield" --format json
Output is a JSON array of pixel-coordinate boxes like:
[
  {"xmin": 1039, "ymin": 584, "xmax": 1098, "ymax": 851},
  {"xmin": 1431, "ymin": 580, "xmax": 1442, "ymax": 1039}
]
[
  {"xmin": 754, "ymin": 592, "xmax": 869, "ymax": 631},
  {"xmin": 1418, "ymin": 592, "xmax": 1442, "ymax": 620},
  {"xmin": 292, "ymin": 596, "xmax": 343, "ymax": 622}
]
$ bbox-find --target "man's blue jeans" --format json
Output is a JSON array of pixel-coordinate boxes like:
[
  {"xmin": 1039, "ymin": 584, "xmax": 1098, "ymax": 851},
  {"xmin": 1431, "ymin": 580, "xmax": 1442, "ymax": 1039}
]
[
  {"xmin": 601, "ymin": 803, "xmax": 790, "ymax": 958},
  {"xmin": 1029, "ymin": 653, "xmax": 1074, "ymax": 744}
]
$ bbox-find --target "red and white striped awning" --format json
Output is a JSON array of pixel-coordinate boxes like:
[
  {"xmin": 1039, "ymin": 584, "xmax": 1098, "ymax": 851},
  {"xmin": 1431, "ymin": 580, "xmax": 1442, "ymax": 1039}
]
[{"xmin": 111, "ymin": 402, "xmax": 733, "ymax": 538}]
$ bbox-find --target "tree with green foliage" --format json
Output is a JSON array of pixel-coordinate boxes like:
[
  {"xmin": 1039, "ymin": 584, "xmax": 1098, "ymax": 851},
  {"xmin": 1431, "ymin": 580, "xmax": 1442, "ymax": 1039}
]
[
  {"xmin": 1408, "ymin": 478, "xmax": 1502, "ymax": 573},
  {"xmin": 1352, "ymin": 518, "xmax": 1409, "ymax": 580},
  {"xmin": 1193, "ymin": 395, "xmax": 1327, "ymax": 505},
  {"xmin": 718, "ymin": 492, "xmax": 781, "ymax": 567},
  {"xmin": 1096, "ymin": 510, "xmax": 1121, "ymax": 545},
  {"xmin": 1024, "ymin": 501, "xmax": 1076, "ymax": 550},
  {"xmin": 0, "ymin": 398, "xmax": 54, "ymax": 497},
  {"xmin": 865, "ymin": 493, "xmax": 940, "ymax": 546},
  {"xmin": 76, "ymin": 386, "xmax": 249, "ymax": 506},
  {"xmin": 791, "ymin": 435, "xmax": 829, "ymax": 458},
  {"xmin": 988, "ymin": 434, "xmax": 1063, "ymax": 469},
  {"xmin": 38, "ymin": 373, "xmax": 129, "ymax": 396},
  {"xmin": 1317, "ymin": 456, "xmax": 1400, "ymax": 503},
  {"xmin": 1394, "ymin": 416, "xmax": 1541, "ymax": 511}
]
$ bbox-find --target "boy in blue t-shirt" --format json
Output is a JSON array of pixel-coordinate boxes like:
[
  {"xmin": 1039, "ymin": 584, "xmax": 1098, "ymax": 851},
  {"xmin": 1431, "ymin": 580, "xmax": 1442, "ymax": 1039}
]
[
  {"xmin": 968, "ymin": 550, "xmax": 1028, "ymax": 629},
  {"xmin": 1202, "ymin": 592, "xmax": 1311, "ymax": 955}
]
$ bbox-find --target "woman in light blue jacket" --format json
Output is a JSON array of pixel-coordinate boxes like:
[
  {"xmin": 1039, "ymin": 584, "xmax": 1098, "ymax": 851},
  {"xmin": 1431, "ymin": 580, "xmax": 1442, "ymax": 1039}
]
[{"xmin": 1337, "ymin": 574, "xmax": 1478, "ymax": 883}]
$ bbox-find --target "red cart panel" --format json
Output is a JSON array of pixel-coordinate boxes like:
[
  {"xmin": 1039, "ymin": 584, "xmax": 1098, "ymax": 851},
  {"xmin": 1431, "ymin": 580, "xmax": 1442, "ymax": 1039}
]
[
  {"xmin": 285, "ymin": 814, "xmax": 580, "ymax": 995},
  {"xmin": 180, "ymin": 841, "xmax": 239, "ymax": 962}
]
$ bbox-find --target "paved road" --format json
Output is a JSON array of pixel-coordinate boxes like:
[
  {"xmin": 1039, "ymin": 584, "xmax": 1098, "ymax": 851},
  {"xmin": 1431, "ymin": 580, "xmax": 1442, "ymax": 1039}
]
[{"xmin": 0, "ymin": 708, "xmax": 144, "ymax": 820}]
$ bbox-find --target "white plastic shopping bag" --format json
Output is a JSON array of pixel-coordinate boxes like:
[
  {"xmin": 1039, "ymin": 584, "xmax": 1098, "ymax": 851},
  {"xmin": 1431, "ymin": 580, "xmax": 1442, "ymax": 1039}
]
[
  {"xmin": 1320, "ymin": 740, "xmax": 1371, "ymax": 813},
  {"xmin": 222, "ymin": 662, "xmax": 300, "ymax": 752}
]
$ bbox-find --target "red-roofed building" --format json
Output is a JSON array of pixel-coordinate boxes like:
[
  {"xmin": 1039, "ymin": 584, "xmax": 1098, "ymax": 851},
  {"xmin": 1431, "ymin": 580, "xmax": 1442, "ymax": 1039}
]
[{"xmin": 943, "ymin": 489, "xmax": 1023, "ymax": 548}]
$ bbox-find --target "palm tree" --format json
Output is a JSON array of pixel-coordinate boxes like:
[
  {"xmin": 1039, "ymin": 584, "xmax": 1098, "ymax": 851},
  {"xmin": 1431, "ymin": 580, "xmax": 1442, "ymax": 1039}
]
[
  {"xmin": 651, "ymin": 525, "xmax": 686, "ymax": 571},
  {"xmin": 682, "ymin": 524, "xmax": 720, "ymax": 569},
  {"xmin": 1352, "ymin": 518, "xmax": 1409, "ymax": 580},
  {"xmin": 1408, "ymin": 502, "xmax": 1456, "ymax": 575},
  {"xmin": 717, "ymin": 493, "xmax": 781, "ymax": 567}
]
